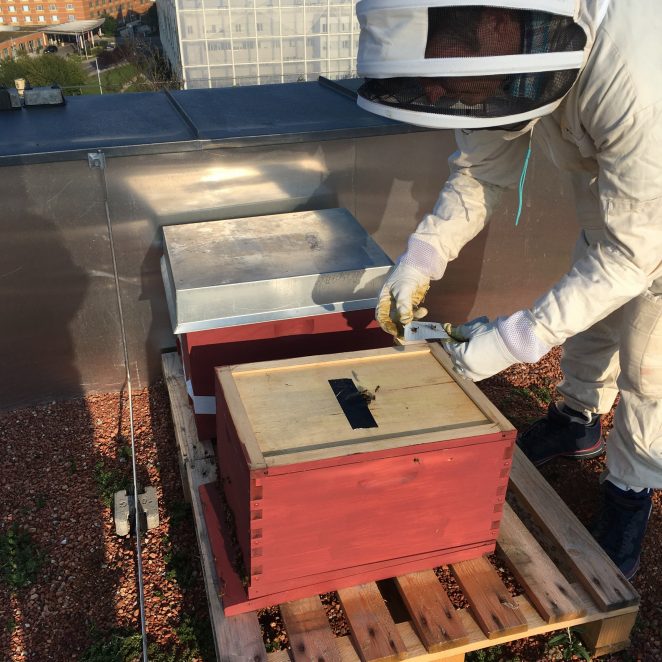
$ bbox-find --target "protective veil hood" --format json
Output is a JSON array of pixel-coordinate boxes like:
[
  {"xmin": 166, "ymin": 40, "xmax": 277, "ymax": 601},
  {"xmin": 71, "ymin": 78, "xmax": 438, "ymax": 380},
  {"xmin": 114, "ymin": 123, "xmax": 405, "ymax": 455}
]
[{"xmin": 356, "ymin": 0, "xmax": 610, "ymax": 128}]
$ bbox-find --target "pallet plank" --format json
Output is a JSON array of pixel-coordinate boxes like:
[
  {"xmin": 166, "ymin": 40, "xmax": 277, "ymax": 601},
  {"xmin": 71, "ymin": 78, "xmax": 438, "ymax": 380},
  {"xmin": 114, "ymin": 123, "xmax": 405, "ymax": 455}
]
[
  {"xmin": 162, "ymin": 352, "xmax": 216, "ymax": 503},
  {"xmin": 338, "ymin": 583, "xmax": 409, "ymax": 661},
  {"xmin": 450, "ymin": 557, "xmax": 527, "ymax": 640},
  {"xmin": 162, "ymin": 352, "xmax": 216, "ymax": 464},
  {"xmin": 395, "ymin": 571, "xmax": 469, "ymax": 652},
  {"xmin": 268, "ymin": 586, "xmax": 639, "ymax": 661},
  {"xmin": 497, "ymin": 502, "xmax": 585, "ymax": 624},
  {"xmin": 281, "ymin": 596, "xmax": 343, "ymax": 662},
  {"xmin": 508, "ymin": 447, "xmax": 639, "ymax": 611},
  {"xmin": 162, "ymin": 352, "xmax": 267, "ymax": 662}
]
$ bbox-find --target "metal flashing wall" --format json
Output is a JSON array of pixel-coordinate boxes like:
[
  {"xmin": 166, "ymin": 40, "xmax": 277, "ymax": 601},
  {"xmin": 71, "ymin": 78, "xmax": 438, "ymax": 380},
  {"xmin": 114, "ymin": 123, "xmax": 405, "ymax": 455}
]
[{"xmin": 0, "ymin": 81, "xmax": 578, "ymax": 408}]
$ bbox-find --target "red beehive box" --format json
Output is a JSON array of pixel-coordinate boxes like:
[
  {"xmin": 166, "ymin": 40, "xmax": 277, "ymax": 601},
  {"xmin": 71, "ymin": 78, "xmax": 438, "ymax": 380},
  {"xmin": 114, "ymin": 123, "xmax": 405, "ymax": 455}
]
[
  {"xmin": 161, "ymin": 209, "xmax": 394, "ymax": 440},
  {"xmin": 201, "ymin": 343, "xmax": 516, "ymax": 615}
]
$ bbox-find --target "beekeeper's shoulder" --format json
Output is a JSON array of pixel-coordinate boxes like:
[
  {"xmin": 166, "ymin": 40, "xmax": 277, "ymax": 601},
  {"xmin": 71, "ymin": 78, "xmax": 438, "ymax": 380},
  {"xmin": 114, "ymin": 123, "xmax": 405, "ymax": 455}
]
[{"xmin": 580, "ymin": 0, "xmax": 662, "ymax": 125}]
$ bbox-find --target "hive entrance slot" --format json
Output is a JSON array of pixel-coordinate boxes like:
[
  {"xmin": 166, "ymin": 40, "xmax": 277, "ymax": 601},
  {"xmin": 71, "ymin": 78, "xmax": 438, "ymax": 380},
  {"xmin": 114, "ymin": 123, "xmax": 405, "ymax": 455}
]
[{"xmin": 328, "ymin": 378, "xmax": 378, "ymax": 429}]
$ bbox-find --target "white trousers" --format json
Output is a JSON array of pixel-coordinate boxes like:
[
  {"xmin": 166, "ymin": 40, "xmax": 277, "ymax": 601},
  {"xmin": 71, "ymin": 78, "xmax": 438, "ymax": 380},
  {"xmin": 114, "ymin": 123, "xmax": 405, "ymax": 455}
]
[{"xmin": 558, "ymin": 230, "xmax": 662, "ymax": 489}]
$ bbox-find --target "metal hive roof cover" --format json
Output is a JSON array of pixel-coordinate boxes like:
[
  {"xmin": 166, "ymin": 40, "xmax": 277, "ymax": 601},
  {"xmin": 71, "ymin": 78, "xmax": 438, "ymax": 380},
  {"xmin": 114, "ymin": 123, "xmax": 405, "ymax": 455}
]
[{"xmin": 161, "ymin": 208, "xmax": 393, "ymax": 334}]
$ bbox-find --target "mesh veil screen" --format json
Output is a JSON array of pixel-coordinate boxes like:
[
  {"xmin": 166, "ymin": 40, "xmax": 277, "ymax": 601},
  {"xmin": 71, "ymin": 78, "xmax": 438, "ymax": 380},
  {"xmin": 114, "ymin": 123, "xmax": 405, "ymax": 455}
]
[
  {"xmin": 358, "ymin": 8, "xmax": 586, "ymax": 121},
  {"xmin": 425, "ymin": 8, "xmax": 586, "ymax": 58},
  {"xmin": 359, "ymin": 70, "xmax": 579, "ymax": 118}
]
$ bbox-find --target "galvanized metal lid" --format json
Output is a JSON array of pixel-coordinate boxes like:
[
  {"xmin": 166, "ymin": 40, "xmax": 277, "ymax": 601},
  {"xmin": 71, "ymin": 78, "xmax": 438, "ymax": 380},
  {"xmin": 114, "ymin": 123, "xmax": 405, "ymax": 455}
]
[{"xmin": 161, "ymin": 208, "xmax": 393, "ymax": 334}]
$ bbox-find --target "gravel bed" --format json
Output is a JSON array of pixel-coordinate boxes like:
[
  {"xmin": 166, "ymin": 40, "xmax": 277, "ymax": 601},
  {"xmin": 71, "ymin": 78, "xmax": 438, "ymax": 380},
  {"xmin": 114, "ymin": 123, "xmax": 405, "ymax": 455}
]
[{"xmin": 0, "ymin": 349, "xmax": 659, "ymax": 661}]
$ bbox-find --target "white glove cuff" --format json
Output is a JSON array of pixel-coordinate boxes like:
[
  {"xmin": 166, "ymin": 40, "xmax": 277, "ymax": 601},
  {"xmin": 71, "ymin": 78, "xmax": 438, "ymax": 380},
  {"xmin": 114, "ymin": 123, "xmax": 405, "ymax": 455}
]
[
  {"xmin": 497, "ymin": 310, "xmax": 551, "ymax": 363},
  {"xmin": 399, "ymin": 236, "xmax": 447, "ymax": 281}
]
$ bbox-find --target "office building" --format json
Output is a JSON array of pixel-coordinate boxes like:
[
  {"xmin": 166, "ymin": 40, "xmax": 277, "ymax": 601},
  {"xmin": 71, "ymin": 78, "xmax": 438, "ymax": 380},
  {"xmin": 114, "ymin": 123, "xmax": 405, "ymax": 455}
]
[{"xmin": 157, "ymin": 0, "xmax": 359, "ymax": 89}]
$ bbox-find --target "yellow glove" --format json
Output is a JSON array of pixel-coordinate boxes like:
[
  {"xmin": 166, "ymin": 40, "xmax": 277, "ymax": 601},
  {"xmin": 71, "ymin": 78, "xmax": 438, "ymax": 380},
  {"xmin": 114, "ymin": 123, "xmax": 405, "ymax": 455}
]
[{"xmin": 376, "ymin": 264, "xmax": 430, "ymax": 337}]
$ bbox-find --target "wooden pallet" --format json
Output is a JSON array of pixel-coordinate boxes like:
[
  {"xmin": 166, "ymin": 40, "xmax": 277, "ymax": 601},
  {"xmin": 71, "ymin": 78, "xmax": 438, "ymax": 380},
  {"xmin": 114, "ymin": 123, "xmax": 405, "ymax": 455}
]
[{"xmin": 162, "ymin": 351, "xmax": 639, "ymax": 662}]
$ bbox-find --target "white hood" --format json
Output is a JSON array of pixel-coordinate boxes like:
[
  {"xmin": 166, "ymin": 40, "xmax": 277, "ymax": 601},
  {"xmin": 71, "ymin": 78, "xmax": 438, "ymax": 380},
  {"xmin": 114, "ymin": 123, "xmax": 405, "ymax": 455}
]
[{"xmin": 356, "ymin": 0, "xmax": 611, "ymax": 129}]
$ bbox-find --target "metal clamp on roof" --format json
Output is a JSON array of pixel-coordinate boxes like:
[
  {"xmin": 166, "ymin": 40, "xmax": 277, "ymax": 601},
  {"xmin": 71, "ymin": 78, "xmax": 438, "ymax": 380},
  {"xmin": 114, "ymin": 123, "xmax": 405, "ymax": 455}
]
[
  {"xmin": 23, "ymin": 85, "xmax": 66, "ymax": 107},
  {"xmin": 0, "ymin": 86, "xmax": 21, "ymax": 111}
]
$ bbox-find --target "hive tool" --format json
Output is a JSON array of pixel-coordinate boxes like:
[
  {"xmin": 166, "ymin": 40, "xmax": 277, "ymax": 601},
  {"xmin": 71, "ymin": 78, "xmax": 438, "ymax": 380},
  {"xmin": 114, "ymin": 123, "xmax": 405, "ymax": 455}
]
[{"xmin": 403, "ymin": 321, "xmax": 452, "ymax": 342}]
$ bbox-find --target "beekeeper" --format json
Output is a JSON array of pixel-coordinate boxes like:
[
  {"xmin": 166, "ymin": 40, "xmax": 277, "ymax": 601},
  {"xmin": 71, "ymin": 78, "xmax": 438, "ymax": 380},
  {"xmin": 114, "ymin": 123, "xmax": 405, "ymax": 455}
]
[{"xmin": 357, "ymin": 0, "xmax": 661, "ymax": 579}]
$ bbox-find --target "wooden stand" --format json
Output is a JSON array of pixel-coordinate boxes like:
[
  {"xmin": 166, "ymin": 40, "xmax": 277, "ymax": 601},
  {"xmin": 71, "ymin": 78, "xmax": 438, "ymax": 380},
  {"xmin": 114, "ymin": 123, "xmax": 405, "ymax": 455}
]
[{"xmin": 163, "ymin": 352, "xmax": 639, "ymax": 662}]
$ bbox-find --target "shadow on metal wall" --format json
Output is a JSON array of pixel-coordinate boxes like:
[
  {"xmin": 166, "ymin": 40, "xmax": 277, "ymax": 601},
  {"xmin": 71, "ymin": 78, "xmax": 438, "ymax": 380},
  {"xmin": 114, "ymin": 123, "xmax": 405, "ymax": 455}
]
[{"xmin": 0, "ymin": 168, "xmax": 126, "ymax": 659}]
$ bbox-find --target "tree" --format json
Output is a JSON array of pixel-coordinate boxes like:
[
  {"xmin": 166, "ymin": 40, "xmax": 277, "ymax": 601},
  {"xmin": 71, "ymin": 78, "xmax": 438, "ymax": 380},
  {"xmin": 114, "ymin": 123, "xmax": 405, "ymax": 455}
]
[
  {"xmin": 101, "ymin": 13, "xmax": 118, "ymax": 37},
  {"xmin": 142, "ymin": 5, "xmax": 159, "ymax": 34},
  {"xmin": 0, "ymin": 55, "xmax": 88, "ymax": 92},
  {"xmin": 120, "ymin": 41, "xmax": 181, "ymax": 91}
]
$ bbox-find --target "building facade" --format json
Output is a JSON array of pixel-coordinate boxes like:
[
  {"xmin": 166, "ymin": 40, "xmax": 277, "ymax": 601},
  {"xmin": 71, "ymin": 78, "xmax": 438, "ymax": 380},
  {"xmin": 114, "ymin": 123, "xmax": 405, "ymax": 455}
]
[
  {"xmin": 0, "ymin": 28, "xmax": 46, "ymax": 57},
  {"xmin": 0, "ymin": 0, "xmax": 153, "ymax": 28},
  {"xmin": 157, "ymin": 0, "xmax": 359, "ymax": 89}
]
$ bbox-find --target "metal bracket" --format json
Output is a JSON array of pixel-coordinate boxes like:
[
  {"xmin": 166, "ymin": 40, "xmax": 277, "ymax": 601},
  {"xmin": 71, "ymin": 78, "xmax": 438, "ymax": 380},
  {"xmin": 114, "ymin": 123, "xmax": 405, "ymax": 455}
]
[
  {"xmin": 114, "ymin": 486, "xmax": 160, "ymax": 536},
  {"xmin": 88, "ymin": 151, "xmax": 106, "ymax": 169}
]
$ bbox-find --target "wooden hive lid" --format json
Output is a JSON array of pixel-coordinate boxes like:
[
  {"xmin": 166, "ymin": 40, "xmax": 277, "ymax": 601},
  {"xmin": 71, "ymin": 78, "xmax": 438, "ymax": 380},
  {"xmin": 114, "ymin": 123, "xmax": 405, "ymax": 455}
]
[{"xmin": 216, "ymin": 344, "xmax": 514, "ymax": 470}]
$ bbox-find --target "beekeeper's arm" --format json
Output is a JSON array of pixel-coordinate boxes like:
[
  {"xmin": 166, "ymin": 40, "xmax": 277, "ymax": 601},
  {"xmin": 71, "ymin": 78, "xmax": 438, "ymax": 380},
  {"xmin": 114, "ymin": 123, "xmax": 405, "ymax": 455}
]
[
  {"xmin": 376, "ymin": 128, "xmax": 531, "ymax": 336},
  {"xmin": 446, "ymin": 46, "xmax": 662, "ymax": 381},
  {"xmin": 529, "ymin": 101, "xmax": 662, "ymax": 349}
]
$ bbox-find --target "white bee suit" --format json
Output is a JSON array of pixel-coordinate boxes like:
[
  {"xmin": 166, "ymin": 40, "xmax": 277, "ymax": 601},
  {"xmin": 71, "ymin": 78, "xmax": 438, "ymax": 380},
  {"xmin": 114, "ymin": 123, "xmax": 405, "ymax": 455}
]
[{"xmin": 387, "ymin": 0, "xmax": 662, "ymax": 488}]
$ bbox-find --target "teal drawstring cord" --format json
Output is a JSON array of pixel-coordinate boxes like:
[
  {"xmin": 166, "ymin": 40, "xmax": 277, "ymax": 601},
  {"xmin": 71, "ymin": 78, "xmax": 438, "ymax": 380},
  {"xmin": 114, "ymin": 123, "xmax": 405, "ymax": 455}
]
[{"xmin": 515, "ymin": 132, "xmax": 533, "ymax": 226}]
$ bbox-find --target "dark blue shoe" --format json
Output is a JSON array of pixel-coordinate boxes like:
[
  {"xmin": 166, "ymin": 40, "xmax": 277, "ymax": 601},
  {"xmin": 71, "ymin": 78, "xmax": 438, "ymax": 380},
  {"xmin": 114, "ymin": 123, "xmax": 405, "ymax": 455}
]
[
  {"xmin": 590, "ymin": 481, "xmax": 652, "ymax": 580},
  {"xmin": 517, "ymin": 401, "xmax": 604, "ymax": 467}
]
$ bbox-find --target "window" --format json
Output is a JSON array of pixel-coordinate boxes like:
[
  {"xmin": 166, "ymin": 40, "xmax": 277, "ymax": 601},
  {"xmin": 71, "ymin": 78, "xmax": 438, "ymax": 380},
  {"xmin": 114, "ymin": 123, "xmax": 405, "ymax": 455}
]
[
  {"xmin": 257, "ymin": 38, "xmax": 280, "ymax": 63},
  {"xmin": 24, "ymin": 15, "xmax": 31, "ymax": 20},
  {"xmin": 180, "ymin": 12, "xmax": 203, "ymax": 38},
  {"xmin": 36, "ymin": 4, "xmax": 43, "ymax": 8},
  {"xmin": 8, "ymin": 5, "xmax": 16, "ymax": 11},
  {"xmin": 38, "ymin": 14, "xmax": 44, "ymax": 20},
  {"xmin": 207, "ymin": 39, "xmax": 232, "ymax": 64},
  {"xmin": 51, "ymin": 13, "xmax": 58, "ymax": 19},
  {"xmin": 11, "ymin": 15, "xmax": 18, "ymax": 21},
  {"xmin": 66, "ymin": 2, "xmax": 73, "ymax": 7},
  {"xmin": 204, "ymin": 10, "xmax": 229, "ymax": 37},
  {"xmin": 280, "ymin": 8, "xmax": 304, "ymax": 36},
  {"xmin": 48, "ymin": 3, "xmax": 56, "ymax": 9},
  {"xmin": 22, "ymin": 4, "xmax": 29, "ymax": 10},
  {"xmin": 0, "ymin": 17, "xmax": 4, "ymax": 23},
  {"xmin": 67, "ymin": 13, "xmax": 74, "ymax": 19}
]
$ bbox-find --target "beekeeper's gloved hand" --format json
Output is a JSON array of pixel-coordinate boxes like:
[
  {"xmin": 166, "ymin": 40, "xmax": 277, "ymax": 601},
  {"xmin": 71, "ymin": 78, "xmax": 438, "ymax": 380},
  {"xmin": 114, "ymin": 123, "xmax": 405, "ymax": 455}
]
[
  {"xmin": 442, "ymin": 310, "xmax": 551, "ymax": 381},
  {"xmin": 376, "ymin": 236, "xmax": 448, "ymax": 336},
  {"xmin": 376, "ymin": 263, "xmax": 430, "ymax": 336}
]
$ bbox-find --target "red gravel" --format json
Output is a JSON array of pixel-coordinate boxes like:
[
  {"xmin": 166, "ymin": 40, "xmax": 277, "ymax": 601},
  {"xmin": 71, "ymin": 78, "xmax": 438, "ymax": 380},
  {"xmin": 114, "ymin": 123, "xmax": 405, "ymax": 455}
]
[
  {"xmin": 0, "ymin": 387, "xmax": 211, "ymax": 661},
  {"xmin": 0, "ymin": 349, "xmax": 659, "ymax": 661}
]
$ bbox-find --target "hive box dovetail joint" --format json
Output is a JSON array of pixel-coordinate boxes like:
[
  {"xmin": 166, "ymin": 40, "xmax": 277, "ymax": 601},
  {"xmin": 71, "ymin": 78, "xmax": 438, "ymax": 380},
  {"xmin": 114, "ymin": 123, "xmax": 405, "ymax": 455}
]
[{"xmin": 201, "ymin": 343, "xmax": 516, "ymax": 615}]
